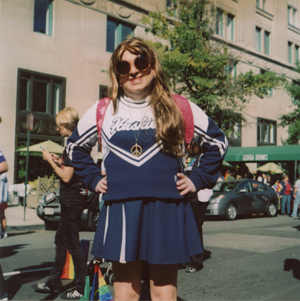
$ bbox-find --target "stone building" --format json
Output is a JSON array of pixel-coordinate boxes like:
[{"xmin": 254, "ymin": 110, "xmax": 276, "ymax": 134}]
[{"xmin": 0, "ymin": 0, "xmax": 299, "ymax": 184}]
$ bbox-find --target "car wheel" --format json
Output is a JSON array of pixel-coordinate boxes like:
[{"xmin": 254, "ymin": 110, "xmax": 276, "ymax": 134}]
[
  {"xmin": 109, "ymin": 273, "xmax": 114, "ymax": 285},
  {"xmin": 225, "ymin": 204, "xmax": 237, "ymax": 220},
  {"xmin": 266, "ymin": 202, "xmax": 277, "ymax": 217},
  {"xmin": 87, "ymin": 211, "xmax": 99, "ymax": 231}
]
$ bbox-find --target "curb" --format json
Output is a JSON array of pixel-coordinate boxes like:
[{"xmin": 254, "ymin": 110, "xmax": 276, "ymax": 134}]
[{"xmin": 6, "ymin": 224, "xmax": 46, "ymax": 232}]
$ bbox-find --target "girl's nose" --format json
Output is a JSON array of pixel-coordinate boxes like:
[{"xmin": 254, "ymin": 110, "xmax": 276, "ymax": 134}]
[{"xmin": 129, "ymin": 62, "xmax": 139, "ymax": 75}]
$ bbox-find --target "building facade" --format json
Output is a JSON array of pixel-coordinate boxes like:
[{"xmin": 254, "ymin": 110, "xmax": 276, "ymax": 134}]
[{"xmin": 0, "ymin": 0, "xmax": 299, "ymax": 185}]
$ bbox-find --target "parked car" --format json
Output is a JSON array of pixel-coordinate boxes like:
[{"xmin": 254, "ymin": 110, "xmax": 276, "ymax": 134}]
[
  {"xmin": 36, "ymin": 190, "xmax": 100, "ymax": 230},
  {"xmin": 206, "ymin": 179, "xmax": 278, "ymax": 220}
]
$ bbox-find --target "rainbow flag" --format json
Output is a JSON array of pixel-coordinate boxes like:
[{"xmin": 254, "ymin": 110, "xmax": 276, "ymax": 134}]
[
  {"xmin": 90, "ymin": 262, "xmax": 114, "ymax": 301},
  {"xmin": 61, "ymin": 250, "xmax": 74, "ymax": 279},
  {"xmin": 223, "ymin": 171, "xmax": 228, "ymax": 180},
  {"xmin": 61, "ymin": 240, "xmax": 90, "ymax": 280}
]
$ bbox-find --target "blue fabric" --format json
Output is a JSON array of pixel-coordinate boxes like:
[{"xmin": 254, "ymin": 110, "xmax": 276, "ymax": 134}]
[
  {"xmin": 91, "ymin": 199, "xmax": 203, "ymax": 265},
  {"xmin": 291, "ymin": 192, "xmax": 300, "ymax": 217},
  {"xmin": 281, "ymin": 194, "xmax": 291, "ymax": 214},
  {"xmin": 279, "ymin": 180, "xmax": 293, "ymax": 195},
  {"xmin": 0, "ymin": 150, "xmax": 6, "ymax": 163},
  {"xmin": 67, "ymin": 97, "xmax": 228, "ymax": 196}
]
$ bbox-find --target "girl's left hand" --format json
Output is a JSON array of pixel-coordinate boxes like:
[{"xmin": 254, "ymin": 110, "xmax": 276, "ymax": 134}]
[
  {"xmin": 176, "ymin": 173, "xmax": 196, "ymax": 196},
  {"xmin": 42, "ymin": 149, "xmax": 53, "ymax": 163}
]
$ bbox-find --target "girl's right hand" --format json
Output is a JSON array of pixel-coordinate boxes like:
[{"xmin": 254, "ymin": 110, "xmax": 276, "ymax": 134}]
[
  {"xmin": 95, "ymin": 177, "xmax": 107, "ymax": 193},
  {"xmin": 51, "ymin": 153, "xmax": 61, "ymax": 165}
]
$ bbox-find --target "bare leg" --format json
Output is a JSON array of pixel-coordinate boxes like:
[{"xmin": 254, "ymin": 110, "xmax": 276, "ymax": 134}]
[
  {"xmin": 149, "ymin": 264, "xmax": 178, "ymax": 301},
  {"xmin": 0, "ymin": 209, "xmax": 6, "ymax": 233},
  {"xmin": 112, "ymin": 261, "xmax": 143, "ymax": 301}
]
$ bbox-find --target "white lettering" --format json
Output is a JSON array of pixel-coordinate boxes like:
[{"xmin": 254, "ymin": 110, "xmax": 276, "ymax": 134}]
[
  {"xmin": 110, "ymin": 116, "xmax": 156, "ymax": 135},
  {"xmin": 243, "ymin": 154, "xmax": 254, "ymax": 161},
  {"xmin": 255, "ymin": 154, "xmax": 268, "ymax": 161}
]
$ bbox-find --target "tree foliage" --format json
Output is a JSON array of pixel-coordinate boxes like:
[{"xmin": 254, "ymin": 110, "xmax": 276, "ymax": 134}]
[
  {"xmin": 279, "ymin": 63, "xmax": 300, "ymax": 144},
  {"xmin": 142, "ymin": 0, "xmax": 285, "ymax": 135}
]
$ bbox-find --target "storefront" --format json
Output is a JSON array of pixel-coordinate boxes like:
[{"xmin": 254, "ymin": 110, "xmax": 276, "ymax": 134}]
[{"xmin": 224, "ymin": 145, "xmax": 300, "ymax": 183}]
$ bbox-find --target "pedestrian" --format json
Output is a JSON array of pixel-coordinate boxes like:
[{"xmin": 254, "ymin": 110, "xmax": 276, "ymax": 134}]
[
  {"xmin": 225, "ymin": 170, "xmax": 235, "ymax": 181},
  {"xmin": 291, "ymin": 174, "xmax": 300, "ymax": 218},
  {"xmin": 33, "ymin": 107, "xmax": 88, "ymax": 300},
  {"xmin": 279, "ymin": 175, "xmax": 292, "ymax": 215},
  {"xmin": 0, "ymin": 144, "xmax": 9, "ymax": 301},
  {"xmin": 0, "ymin": 148, "xmax": 9, "ymax": 239},
  {"xmin": 184, "ymin": 140, "xmax": 212, "ymax": 273},
  {"xmin": 266, "ymin": 175, "xmax": 271, "ymax": 186},
  {"xmin": 217, "ymin": 173, "xmax": 223, "ymax": 182},
  {"xmin": 67, "ymin": 37, "xmax": 227, "ymax": 300},
  {"xmin": 261, "ymin": 173, "xmax": 268, "ymax": 184}
]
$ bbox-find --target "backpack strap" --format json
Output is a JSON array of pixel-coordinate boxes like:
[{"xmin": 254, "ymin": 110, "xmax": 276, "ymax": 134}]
[
  {"xmin": 96, "ymin": 95, "xmax": 195, "ymax": 151},
  {"xmin": 96, "ymin": 97, "xmax": 112, "ymax": 151},
  {"xmin": 172, "ymin": 94, "xmax": 194, "ymax": 144}
]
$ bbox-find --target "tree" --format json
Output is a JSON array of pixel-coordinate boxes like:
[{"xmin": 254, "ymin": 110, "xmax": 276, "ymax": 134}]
[
  {"xmin": 142, "ymin": 0, "xmax": 285, "ymax": 135},
  {"xmin": 279, "ymin": 63, "xmax": 300, "ymax": 144}
]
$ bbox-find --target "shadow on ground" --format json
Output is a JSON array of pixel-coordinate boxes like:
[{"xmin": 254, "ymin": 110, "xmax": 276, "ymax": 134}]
[
  {"xmin": 284, "ymin": 258, "xmax": 300, "ymax": 280},
  {"xmin": 0, "ymin": 244, "xmax": 28, "ymax": 259}
]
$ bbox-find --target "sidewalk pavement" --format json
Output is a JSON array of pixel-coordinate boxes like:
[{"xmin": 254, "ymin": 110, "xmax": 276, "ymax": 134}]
[{"xmin": 5, "ymin": 205, "xmax": 45, "ymax": 232}]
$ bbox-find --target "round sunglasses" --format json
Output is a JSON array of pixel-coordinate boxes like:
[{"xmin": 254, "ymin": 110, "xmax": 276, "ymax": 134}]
[{"xmin": 115, "ymin": 54, "xmax": 150, "ymax": 76}]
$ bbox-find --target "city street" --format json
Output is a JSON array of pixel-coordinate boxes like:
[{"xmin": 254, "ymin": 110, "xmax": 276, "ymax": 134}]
[{"xmin": 1, "ymin": 214, "xmax": 300, "ymax": 300}]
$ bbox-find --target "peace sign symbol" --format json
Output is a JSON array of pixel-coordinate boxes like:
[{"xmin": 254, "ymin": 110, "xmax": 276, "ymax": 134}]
[{"xmin": 131, "ymin": 143, "xmax": 143, "ymax": 157}]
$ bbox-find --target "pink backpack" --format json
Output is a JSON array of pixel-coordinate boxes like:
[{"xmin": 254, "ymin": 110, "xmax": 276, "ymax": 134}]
[{"xmin": 96, "ymin": 95, "xmax": 194, "ymax": 151}]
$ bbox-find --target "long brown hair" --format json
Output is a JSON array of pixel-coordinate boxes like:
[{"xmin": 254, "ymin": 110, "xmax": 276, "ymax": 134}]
[{"xmin": 109, "ymin": 37, "xmax": 185, "ymax": 156}]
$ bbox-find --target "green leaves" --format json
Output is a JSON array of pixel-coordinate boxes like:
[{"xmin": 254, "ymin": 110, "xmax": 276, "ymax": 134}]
[
  {"xmin": 143, "ymin": 0, "xmax": 285, "ymax": 129},
  {"xmin": 278, "ymin": 62, "xmax": 300, "ymax": 144}
]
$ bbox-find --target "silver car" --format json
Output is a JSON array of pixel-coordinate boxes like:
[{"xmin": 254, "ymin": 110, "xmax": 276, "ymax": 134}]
[{"xmin": 206, "ymin": 179, "xmax": 278, "ymax": 220}]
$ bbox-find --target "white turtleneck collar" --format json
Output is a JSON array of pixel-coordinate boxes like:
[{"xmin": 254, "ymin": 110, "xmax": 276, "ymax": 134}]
[{"xmin": 120, "ymin": 94, "xmax": 150, "ymax": 109}]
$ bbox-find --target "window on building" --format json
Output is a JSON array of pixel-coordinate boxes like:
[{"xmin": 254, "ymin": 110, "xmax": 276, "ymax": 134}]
[
  {"xmin": 225, "ymin": 62, "xmax": 237, "ymax": 77},
  {"xmin": 16, "ymin": 69, "xmax": 66, "ymax": 182},
  {"xmin": 256, "ymin": 0, "xmax": 268, "ymax": 11},
  {"xmin": 166, "ymin": 0, "xmax": 177, "ymax": 15},
  {"xmin": 264, "ymin": 31, "xmax": 270, "ymax": 55},
  {"xmin": 255, "ymin": 27, "xmax": 271, "ymax": 55},
  {"xmin": 255, "ymin": 27, "xmax": 261, "ymax": 52},
  {"xmin": 216, "ymin": 9, "xmax": 235, "ymax": 41},
  {"xmin": 257, "ymin": 118, "xmax": 276, "ymax": 146},
  {"xmin": 106, "ymin": 18, "xmax": 135, "ymax": 52},
  {"xmin": 288, "ymin": 5, "xmax": 298, "ymax": 27},
  {"xmin": 295, "ymin": 45, "xmax": 299, "ymax": 63},
  {"xmin": 33, "ymin": 0, "xmax": 53, "ymax": 35},
  {"xmin": 99, "ymin": 85, "xmax": 108, "ymax": 99},
  {"xmin": 227, "ymin": 121, "xmax": 242, "ymax": 147},
  {"xmin": 288, "ymin": 41, "xmax": 293, "ymax": 63},
  {"xmin": 291, "ymin": 80, "xmax": 300, "ymax": 104},
  {"xmin": 222, "ymin": 113, "xmax": 242, "ymax": 147},
  {"xmin": 227, "ymin": 14, "xmax": 234, "ymax": 41},
  {"xmin": 216, "ymin": 9, "xmax": 224, "ymax": 37}
]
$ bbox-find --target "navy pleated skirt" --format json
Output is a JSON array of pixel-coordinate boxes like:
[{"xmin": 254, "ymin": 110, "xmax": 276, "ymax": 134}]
[{"xmin": 91, "ymin": 198, "xmax": 203, "ymax": 265}]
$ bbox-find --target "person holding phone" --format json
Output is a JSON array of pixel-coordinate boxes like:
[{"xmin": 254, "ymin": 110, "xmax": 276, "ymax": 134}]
[{"xmin": 33, "ymin": 107, "xmax": 88, "ymax": 300}]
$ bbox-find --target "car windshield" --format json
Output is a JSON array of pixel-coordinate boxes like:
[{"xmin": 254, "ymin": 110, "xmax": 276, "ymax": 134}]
[{"xmin": 213, "ymin": 181, "xmax": 239, "ymax": 192}]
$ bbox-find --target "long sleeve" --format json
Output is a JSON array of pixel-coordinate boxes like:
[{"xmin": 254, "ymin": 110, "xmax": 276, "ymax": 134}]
[
  {"xmin": 66, "ymin": 101, "xmax": 103, "ymax": 192},
  {"xmin": 188, "ymin": 101, "xmax": 228, "ymax": 191}
]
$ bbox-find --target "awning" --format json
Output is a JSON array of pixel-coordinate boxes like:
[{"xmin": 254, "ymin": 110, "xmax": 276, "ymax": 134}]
[{"xmin": 224, "ymin": 145, "xmax": 300, "ymax": 162}]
